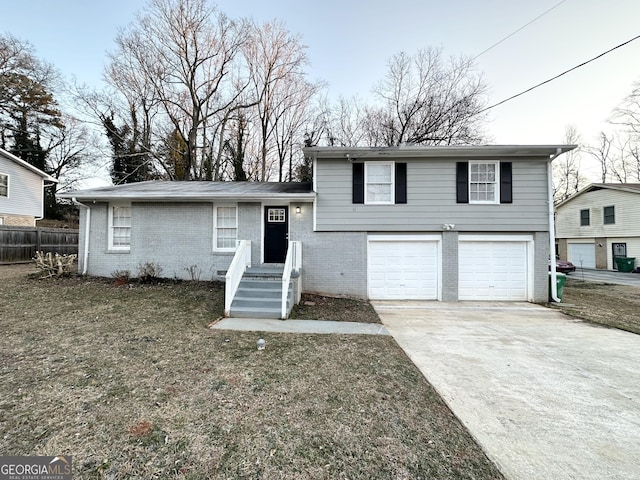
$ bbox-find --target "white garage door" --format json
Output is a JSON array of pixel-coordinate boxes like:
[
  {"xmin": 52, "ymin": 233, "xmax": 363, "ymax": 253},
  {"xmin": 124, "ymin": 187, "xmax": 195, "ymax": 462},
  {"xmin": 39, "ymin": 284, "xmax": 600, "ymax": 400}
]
[
  {"xmin": 368, "ymin": 239, "xmax": 439, "ymax": 300},
  {"xmin": 459, "ymin": 240, "xmax": 529, "ymax": 301},
  {"xmin": 567, "ymin": 243, "xmax": 595, "ymax": 269}
]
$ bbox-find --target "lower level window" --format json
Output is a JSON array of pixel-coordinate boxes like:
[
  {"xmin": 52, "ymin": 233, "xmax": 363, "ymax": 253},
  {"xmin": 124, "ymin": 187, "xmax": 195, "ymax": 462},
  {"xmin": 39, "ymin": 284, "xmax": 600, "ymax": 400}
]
[
  {"xmin": 215, "ymin": 206, "xmax": 237, "ymax": 251},
  {"xmin": 109, "ymin": 205, "xmax": 131, "ymax": 250}
]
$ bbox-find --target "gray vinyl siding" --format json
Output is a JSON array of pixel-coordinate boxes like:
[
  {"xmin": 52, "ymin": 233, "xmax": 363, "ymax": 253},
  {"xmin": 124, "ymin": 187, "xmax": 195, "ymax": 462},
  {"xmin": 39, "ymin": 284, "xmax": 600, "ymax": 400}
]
[
  {"xmin": 0, "ymin": 155, "xmax": 44, "ymax": 218},
  {"xmin": 315, "ymin": 158, "xmax": 550, "ymax": 232}
]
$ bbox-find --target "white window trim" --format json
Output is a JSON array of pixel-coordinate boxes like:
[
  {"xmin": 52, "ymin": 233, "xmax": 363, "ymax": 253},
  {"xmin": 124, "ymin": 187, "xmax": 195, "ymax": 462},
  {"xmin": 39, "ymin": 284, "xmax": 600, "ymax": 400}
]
[
  {"xmin": 469, "ymin": 161, "xmax": 500, "ymax": 205},
  {"xmin": 365, "ymin": 161, "xmax": 395, "ymax": 205},
  {"xmin": 213, "ymin": 204, "xmax": 238, "ymax": 252},
  {"xmin": 0, "ymin": 172, "xmax": 9, "ymax": 198},
  {"xmin": 108, "ymin": 203, "xmax": 132, "ymax": 251}
]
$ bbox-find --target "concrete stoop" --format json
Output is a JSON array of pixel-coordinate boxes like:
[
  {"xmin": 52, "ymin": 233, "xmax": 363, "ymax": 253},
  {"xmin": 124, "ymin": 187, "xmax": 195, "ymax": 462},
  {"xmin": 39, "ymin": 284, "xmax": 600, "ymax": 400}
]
[{"xmin": 229, "ymin": 266, "xmax": 293, "ymax": 319}]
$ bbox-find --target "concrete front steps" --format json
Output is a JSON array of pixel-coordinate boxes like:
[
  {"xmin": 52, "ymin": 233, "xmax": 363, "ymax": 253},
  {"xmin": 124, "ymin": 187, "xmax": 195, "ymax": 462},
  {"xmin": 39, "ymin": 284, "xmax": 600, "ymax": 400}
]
[{"xmin": 229, "ymin": 266, "xmax": 294, "ymax": 319}]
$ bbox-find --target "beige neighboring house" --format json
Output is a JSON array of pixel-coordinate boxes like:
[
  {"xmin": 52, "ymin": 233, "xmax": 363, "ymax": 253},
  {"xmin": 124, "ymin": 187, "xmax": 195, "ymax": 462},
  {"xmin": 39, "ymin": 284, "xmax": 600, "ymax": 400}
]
[
  {"xmin": 0, "ymin": 148, "xmax": 57, "ymax": 226},
  {"xmin": 556, "ymin": 183, "xmax": 640, "ymax": 270}
]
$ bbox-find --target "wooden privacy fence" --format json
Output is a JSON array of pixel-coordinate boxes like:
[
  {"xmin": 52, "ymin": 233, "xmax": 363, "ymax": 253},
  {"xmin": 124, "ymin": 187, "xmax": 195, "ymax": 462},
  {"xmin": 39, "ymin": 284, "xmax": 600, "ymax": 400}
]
[{"xmin": 0, "ymin": 226, "xmax": 79, "ymax": 264}]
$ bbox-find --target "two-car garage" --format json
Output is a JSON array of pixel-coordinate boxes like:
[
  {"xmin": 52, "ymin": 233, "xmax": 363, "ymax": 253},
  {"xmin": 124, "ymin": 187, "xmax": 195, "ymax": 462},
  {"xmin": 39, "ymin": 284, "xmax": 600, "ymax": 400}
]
[{"xmin": 367, "ymin": 234, "xmax": 533, "ymax": 301}]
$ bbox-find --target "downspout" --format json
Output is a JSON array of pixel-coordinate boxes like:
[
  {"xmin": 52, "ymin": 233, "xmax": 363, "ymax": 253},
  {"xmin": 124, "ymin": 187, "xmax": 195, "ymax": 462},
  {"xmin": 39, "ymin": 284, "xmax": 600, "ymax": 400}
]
[
  {"xmin": 72, "ymin": 197, "xmax": 91, "ymax": 275},
  {"xmin": 548, "ymin": 148, "xmax": 562, "ymax": 302},
  {"xmin": 37, "ymin": 180, "xmax": 58, "ymax": 221}
]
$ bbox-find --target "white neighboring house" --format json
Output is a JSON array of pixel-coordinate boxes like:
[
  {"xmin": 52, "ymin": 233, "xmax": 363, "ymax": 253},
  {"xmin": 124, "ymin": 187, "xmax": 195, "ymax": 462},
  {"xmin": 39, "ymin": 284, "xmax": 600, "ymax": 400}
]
[
  {"xmin": 0, "ymin": 148, "xmax": 57, "ymax": 226},
  {"xmin": 556, "ymin": 183, "xmax": 640, "ymax": 270}
]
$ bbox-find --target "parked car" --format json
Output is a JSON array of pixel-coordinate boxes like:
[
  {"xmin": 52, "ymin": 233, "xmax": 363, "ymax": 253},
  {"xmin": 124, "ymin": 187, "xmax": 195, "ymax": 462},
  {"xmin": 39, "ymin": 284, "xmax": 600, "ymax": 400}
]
[{"xmin": 549, "ymin": 258, "xmax": 576, "ymax": 274}]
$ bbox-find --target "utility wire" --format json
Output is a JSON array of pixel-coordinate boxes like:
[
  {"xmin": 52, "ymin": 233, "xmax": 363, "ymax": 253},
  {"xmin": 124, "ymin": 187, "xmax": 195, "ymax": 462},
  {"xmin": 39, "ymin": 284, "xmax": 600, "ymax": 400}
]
[
  {"xmin": 472, "ymin": 0, "xmax": 567, "ymax": 60},
  {"xmin": 478, "ymin": 33, "xmax": 640, "ymax": 114}
]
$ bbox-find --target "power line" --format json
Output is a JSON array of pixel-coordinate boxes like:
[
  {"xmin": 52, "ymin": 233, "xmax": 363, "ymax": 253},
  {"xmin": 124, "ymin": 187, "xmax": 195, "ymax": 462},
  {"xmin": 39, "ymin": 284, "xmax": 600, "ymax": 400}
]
[
  {"xmin": 472, "ymin": 0, "xmax": 567, "ymax": 61},
  {"xmin": 479, "ymin": 33, "xmax": 640, "ymax": 114}
]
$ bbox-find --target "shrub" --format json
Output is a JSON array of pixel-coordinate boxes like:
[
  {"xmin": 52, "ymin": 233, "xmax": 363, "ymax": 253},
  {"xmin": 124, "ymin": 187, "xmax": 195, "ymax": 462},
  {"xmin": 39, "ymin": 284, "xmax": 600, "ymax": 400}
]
[
  {"xmin": 184, "ymin": 264, "xmax": 202, "ymax": 283},
  {"xmin": 111, "ymin": 269, "xmax": 131, "ymax": 286},
  {"xmin": 136, "ymin": 262, "xmax": 163, "ymax": 283}
]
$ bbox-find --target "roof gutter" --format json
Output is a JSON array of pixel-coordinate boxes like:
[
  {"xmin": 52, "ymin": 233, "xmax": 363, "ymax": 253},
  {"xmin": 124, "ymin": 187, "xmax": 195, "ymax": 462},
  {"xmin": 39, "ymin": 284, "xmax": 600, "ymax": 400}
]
[
  {"xmin": 548, "ymin": 148, "xmax": 563, "ymax": 302},
  {"xmin": 72, "ymin": 197, "xmax": 91, "ymax": 275}
]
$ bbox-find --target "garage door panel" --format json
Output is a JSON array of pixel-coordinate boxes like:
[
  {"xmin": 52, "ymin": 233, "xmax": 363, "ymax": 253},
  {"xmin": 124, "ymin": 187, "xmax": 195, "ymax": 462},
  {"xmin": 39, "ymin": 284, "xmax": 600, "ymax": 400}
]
[
  {"xmin": 368, "ymin": 240, "xmax": 439, "ymax": 300},
  {"xmin": 459, "ymin": 241, "xmax": 528, "ymax": 301},
  {"xmin": 568, "ymin": 243, "xmax": 595, "ymax": 269}
]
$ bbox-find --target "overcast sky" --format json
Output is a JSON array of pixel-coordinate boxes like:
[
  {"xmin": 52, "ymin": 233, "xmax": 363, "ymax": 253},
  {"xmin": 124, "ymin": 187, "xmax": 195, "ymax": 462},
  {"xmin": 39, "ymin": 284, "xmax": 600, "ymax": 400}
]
[{"xmin": 3, "ymin": 0, "xmax": 640, "ymax": 181}]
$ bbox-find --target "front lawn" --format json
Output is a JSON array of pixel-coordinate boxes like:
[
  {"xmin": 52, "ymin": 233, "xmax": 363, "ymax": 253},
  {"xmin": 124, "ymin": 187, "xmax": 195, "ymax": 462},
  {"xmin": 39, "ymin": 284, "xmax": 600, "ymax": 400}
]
[
  {"xmin": 554, "ymin": 278, "xmax": 640, "ymax": 335},
  {"xmin": 0, "ymin": 266, "xmax": 503, "ymax": 479}
]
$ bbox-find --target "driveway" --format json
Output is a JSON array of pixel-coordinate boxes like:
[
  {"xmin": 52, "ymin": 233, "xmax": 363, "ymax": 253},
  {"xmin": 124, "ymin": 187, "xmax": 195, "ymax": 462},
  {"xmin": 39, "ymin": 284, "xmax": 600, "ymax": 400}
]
[
  {"xmin": 569, "ymin": 267, "xmax": 640, "ymax": 286},
  {"xmin": 374, "ymin": 301, "xmax": 640, "ymax": 480}
]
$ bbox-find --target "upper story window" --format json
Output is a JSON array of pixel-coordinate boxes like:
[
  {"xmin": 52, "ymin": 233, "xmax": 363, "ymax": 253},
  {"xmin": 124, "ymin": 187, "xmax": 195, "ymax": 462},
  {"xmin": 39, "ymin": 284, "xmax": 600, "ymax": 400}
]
[
  {"xmin": 469, "ymin": 161, "xmax": 499, "ymax": 204},
  {"xmin": 0, "ymin": 173, "xmax": 8, "ymax": 197},
  {"xmin": 580, "ymin": 209, "xmax": 590, "ymax": 226},
  {"xmin": 108, "ymin": 204, "xmax": 131, "ymax": 250},
  {"xmin": 456, "ymin": 161, "xmax": 512, "ymax": 204},
  {"xmin": 365, "ymin": 162, "xmax": 394, "ymax": 204},
  {"xmin": 214, "ymin": 205, "xmax": 237, "ymax": 251},
  {"xmin": 352, "ymin": 162, "xmax": 407, "ymax": 205},
  {"xmin": 603, "ymin": 205, "xmax": 615, "ymax": 224}
]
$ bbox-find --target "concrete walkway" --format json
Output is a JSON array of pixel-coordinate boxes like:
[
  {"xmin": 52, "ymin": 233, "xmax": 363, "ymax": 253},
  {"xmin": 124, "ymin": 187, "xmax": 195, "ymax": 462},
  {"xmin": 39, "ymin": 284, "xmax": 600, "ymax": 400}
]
[
  {"xmin": 374, "ymin": 301, "xmax": 640, "ymax": 480},
  {"xmin": 211, "ymin": 317, "xmax": 389, "ymax": 335}
]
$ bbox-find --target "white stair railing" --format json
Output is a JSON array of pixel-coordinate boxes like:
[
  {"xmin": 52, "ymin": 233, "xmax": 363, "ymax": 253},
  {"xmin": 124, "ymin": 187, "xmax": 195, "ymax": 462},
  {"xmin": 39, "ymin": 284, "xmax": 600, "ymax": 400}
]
[
  {"xmin": 281, "ymin": 241, "xmax": 302, "ymax": 319},
  {"xmin": 225, "ymin": 240, "xmax": 251, "ymax": 316}
]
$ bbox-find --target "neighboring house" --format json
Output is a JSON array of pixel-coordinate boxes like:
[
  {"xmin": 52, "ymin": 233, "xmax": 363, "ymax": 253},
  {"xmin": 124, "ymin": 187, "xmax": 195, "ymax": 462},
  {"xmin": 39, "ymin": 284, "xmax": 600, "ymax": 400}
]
[
  {"xmin": 555, "ymin": 183, "xmax": 640, "ymax": 270},
  {"xmin": 59, "ymin": 145, "xmax": 574, "ymax": 317},
  {"xmin": 0, "ymin": 148, "xmax": 57, "ymax": 226}
]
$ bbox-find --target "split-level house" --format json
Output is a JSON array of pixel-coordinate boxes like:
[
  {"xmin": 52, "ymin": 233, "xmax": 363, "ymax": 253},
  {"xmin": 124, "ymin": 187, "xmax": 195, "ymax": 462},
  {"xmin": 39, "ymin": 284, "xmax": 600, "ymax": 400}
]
[
  {"xmin": 0, "ymin": 148, "xmax": 57, "ymax": 226},
  {"xmin": 556, "ymin": 183, "xmax": 640, "ymax": 270},
  {"xmin": 59, "ymin": 145, "xmax": 574, "ymax": 318}
]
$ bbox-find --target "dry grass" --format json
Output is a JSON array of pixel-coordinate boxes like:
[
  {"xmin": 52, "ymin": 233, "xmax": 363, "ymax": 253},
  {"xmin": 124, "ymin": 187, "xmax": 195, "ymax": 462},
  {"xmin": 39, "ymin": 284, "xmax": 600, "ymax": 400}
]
[
  {"xmin": 0, "ymin": 265, "xmax": 503, "ymax": 480},
  {"xmin": 554, "ymin": 278, "xmax": 640, "ymax": 335}
]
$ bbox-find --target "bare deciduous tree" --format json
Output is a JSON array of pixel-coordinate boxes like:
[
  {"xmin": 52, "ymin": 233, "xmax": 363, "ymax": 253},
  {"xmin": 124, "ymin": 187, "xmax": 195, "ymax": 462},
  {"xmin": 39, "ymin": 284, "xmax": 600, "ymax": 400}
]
[
  {"xmin": 553, "ymin": 125, "xmax": 586, "ymax": 203},
  {"xmin": 365, "ymin": 48, "xmax": 488, "ymax": 146},
  {"xmin": 111, "ymin": 0, "xmax": 252, "ymax": 180},
  {"xmin": 587, "ymin": 131, "xmax": 613, "ymax": 183}
]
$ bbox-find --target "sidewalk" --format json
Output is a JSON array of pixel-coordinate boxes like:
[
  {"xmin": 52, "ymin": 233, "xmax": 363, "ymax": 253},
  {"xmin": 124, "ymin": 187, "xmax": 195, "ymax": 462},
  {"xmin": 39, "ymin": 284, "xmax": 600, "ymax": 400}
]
[{"xmin": 211, "ymin": 317, "xmax": 389, "ymax": 335}]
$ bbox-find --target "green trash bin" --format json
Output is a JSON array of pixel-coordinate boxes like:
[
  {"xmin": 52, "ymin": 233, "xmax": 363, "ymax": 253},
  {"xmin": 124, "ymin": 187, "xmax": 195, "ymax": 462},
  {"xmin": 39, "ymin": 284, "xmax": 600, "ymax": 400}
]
[
  {"xmin": 615, "ymin": 257, "xmax": 636, "ymax": 273},
  {"xmin": 549, "ymin": 272, "xmax": 567, "ymax": 302}
]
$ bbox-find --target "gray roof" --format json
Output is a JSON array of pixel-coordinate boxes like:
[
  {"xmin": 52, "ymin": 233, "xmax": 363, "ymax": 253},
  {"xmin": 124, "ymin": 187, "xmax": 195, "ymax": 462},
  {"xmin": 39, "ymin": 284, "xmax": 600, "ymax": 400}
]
[
  {"xmin": 58, "ymin": 181, "xmax": 315, "ymax": 202},
  {"xmin": 304, "ymin": 144, "xmax": 577, "ymax": 159}
]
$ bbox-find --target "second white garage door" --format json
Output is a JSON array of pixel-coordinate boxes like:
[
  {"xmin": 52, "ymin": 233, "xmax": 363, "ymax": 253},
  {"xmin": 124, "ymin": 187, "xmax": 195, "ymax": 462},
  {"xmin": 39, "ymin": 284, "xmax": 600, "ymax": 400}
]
[
  {"xmin": 368, "ymin": 238, "xmax": 439, "ymax": 300},
  {"xmin": 459, "ymin": 239, "xmax": 530, "ymax": 301}
]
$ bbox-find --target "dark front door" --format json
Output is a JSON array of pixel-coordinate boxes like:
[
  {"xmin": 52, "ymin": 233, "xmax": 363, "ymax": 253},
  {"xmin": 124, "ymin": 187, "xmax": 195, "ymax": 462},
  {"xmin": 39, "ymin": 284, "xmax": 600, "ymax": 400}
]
[
  {"xmin": 264, "ymin": 206, "xmax": 288, "ymax": 263},
  {"xmin": 612, "ymin": 243, "xmax": 627, "ymax": 270}
]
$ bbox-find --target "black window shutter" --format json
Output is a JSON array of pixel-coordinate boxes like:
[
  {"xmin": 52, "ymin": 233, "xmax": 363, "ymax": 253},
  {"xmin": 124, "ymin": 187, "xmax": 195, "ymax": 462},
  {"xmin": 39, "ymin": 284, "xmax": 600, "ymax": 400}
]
[
  {"xmin": 352, "ymin": 163, "xmax": 364, "ymax": 204},
  {"xmin": 500, "ymin": 162, "xmax": 513, "ymax": 204},
  {"xmin": 395, "ymin": 162, "xmax": 407, "ymax": 204},
  {"xmin": 456, "ymin": 162, "xmax": 469, "ymax": 204}
]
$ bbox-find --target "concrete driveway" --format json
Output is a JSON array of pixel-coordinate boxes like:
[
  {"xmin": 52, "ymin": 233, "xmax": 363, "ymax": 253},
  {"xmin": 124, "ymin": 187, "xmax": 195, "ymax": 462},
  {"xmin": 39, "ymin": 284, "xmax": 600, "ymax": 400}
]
[
  {"xmin": 569, "ymin": 267, "xmax": 640, "ymax": 286},
  {"xmin": 374, "ymin": 301, "xmax": 640, "ymax": 480}
]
